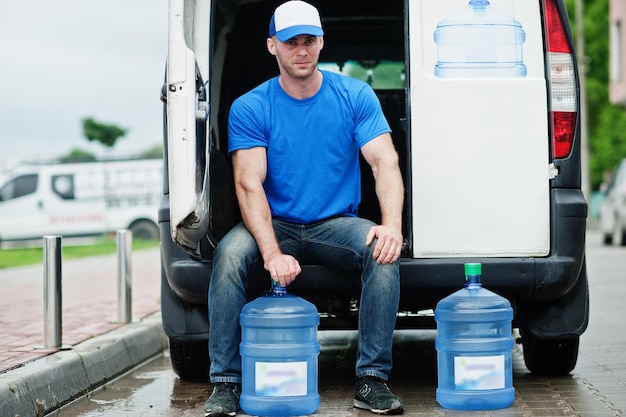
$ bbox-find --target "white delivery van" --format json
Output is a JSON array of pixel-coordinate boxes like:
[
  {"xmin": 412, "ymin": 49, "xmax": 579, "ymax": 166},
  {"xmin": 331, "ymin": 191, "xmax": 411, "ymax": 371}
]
[
  {"xmin": 159, "ymin": 0, "xmax": 588, "ymax": 380},
  {"xmin": 0, "ymin": 158, "xmax": 162, "ymax": 242}
]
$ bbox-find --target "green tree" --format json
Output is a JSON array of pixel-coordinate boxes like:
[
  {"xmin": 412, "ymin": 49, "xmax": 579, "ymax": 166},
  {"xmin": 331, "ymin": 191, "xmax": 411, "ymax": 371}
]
[
  {"xmin": 140, "ymin": 144, "xmax": 164, "ymax": 159},
  {"xmin": 59, "ymin": 148, "xmax": 97, "ymax": 163},
  {"xmin": 81, "ymin": 117, "xmax": 127, "ymax": 148},
  {"xmin": 566, "ymin": 0, "xmax": 626, "ymax": 189}
]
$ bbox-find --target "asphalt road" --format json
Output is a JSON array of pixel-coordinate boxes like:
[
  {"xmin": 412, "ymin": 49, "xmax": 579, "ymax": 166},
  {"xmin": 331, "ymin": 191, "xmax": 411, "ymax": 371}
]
[{"xmin": 50, "ymin": 228, "xmax": 626, "ymax": 416}]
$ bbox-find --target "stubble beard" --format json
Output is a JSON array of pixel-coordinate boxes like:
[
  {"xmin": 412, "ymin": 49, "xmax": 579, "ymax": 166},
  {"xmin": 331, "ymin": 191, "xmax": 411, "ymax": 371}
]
[{"xmin": 281, "ymin": 58, "xmax": 318, "ymax": 81}]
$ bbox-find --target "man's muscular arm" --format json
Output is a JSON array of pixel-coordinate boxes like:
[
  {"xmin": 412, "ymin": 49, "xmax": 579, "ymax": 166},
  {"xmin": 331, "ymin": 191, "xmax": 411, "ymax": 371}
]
[{"xmin": 232, "ymin": 147, "xmax": 301, "ymax": 285}]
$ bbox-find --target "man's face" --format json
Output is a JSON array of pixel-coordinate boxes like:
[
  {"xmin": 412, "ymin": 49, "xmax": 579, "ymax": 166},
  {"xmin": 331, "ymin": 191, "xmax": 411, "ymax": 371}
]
[{"xmin": 267, "ymin": 34, "xmax": 324, "ymax": 79}]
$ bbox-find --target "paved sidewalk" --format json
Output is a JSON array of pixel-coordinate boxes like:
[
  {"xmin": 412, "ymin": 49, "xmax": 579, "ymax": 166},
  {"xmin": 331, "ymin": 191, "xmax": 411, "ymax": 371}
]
[
  {"xmin": 0, "ymin": 247, "xmax": 163, "ymax": 372},
  {"xmin": 0, "ymin": 247, "xmax": 168, "ymax": 416}
]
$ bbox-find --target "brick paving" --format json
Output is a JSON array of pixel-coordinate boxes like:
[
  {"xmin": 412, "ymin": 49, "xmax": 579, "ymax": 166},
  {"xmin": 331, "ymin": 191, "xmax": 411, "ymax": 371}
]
[{"xmin": 0, "ymin": 247, "xmax": 161, "ymax": 374}]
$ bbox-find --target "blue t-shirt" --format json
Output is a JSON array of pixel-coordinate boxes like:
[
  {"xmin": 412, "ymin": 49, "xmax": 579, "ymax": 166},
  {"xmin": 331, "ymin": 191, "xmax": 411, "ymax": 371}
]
[{"xmin": 228, "ymin": 70, "xmax": 391, "ymax": 224}]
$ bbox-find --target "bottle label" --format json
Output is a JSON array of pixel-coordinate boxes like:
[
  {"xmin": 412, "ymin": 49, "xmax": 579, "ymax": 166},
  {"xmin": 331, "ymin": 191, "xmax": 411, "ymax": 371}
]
[
  {"xmin": 255, "ymin": 361, "xmax": 307, "ymax": 396},
  {"xmin": 454, "ymin": 355, "xmax": 505, "ymax": 390}
]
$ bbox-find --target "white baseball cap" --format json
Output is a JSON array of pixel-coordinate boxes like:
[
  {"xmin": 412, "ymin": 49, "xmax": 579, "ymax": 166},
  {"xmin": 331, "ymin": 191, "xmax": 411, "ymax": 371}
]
[{"xmin": 268, "ymin": 1, "xmax": 324, "ymax": 42}]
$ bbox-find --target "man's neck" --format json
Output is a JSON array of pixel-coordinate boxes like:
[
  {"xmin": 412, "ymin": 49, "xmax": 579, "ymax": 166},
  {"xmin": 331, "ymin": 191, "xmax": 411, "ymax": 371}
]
[{"xmin": 278, "ymin": 69, "xmax": 323, "ymax": 99}]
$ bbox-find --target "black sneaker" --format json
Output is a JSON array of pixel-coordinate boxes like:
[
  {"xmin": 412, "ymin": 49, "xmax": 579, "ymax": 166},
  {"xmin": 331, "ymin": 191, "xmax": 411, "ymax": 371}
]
[
  {"xmin": 204, "ymin": 382, "xmax": 241, "ymax": 417},
  {"xmin": 354, "ymin": 376, "xmax": 404, "ymax": 415}
]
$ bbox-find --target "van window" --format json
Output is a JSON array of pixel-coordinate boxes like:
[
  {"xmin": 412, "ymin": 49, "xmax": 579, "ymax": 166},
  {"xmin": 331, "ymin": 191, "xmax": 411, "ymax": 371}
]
[
  {"xmin": 318, "ymin": 60, "xmax": 405, "ymax": 89},
  {"xmin": 51, "ymin": 174, "xmax": 75, "ymax": 200},
  {"xmin": 0, "ymin": 174, "xmax": 38, "ymax": 201}
]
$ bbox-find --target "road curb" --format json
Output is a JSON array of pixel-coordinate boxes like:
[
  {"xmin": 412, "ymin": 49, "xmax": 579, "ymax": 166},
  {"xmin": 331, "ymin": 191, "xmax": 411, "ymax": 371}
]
[{"xmin": 0, "ymin": 312, "xmax": 167, "ymax": 417}]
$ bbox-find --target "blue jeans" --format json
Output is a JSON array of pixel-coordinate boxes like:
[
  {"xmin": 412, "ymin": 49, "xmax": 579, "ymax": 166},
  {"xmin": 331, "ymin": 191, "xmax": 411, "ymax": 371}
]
[{"xmin": 208, "ymin": 216, "xmax": 400, "ymax": 383}]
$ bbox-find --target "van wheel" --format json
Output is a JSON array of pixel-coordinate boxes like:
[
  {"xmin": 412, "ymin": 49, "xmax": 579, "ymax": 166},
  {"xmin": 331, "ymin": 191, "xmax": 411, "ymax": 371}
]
[
  {"xmin": 169, "ymin": 339, "xmax": 210, "ymax": 381},
  {"xmin": 521, "ymin": 335, "xmax": 579, "ymax": 375},
  {"xmin": 129, "ymin": 220, "xmax": 159, "ymax": 240}
]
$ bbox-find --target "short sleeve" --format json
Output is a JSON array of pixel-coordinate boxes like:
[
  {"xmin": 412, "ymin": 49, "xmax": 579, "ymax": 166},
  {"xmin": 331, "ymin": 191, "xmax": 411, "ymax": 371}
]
[
  {"xmin": 227, "ymin": 92, "xmax": 270, "ymax": 154},
  {"xmin": 352, "ymin": 84, "xmax": 391, "ymax": 148}
]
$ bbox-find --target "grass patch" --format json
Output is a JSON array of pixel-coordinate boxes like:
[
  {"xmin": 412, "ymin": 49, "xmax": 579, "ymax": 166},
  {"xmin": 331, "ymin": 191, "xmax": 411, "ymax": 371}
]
[{"xmin": 0, "ymin": 238, "xmax": 159, "ymax": 269}]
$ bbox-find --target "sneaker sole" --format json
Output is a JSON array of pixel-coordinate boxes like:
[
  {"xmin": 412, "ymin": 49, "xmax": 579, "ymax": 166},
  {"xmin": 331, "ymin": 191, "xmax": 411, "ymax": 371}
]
[
  {"xmin": 354, "ymin": 399, "xmax": 404, "ymax": 415},
  {"xmin": 204, "ymin": 407, "xmax": 236, "ymax": 417}
]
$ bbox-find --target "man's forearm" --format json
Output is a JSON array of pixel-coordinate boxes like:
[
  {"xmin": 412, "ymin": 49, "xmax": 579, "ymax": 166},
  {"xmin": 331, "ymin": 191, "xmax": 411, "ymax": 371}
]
[
  {"xmin": 375, "ymin": 160, "xmax": 404, "ymax": 232},
  {"xmin": 237, "ymin": 187, "xmax": 282, "ymax": 262}
]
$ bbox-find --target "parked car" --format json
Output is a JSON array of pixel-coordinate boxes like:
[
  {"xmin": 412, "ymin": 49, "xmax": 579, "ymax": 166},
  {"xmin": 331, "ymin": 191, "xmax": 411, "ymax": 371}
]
[
  {"xmin": 159, "ymin": 0, "xmax": 588, "ymax": 381},
  {"xmin": 599, "ymin": 158, "xmax": 626, "ymax": 246}
]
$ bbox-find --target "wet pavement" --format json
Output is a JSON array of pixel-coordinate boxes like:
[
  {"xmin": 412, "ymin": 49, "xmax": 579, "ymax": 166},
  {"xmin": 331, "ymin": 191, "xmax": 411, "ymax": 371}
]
[
  {"xmin": 48, "ymin": 330, "xmax": 623, "ymax": 416},
  {"xmin": 48, "ymin": 228, "xmax": 626, "ymax": 417}
]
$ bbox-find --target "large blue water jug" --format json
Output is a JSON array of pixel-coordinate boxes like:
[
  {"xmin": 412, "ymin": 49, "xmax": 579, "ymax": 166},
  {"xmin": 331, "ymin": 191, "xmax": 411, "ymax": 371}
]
[
  {"xmin": 434, "ymin": 0, "xmax": 526, "ymax": 78},
  {"xmin": 240, "ymin": 282, "xmax": 320, "ymax": 416},
  {"xmin": 435, "ymin": 263, "xmax": 515, "ymax": 410}
]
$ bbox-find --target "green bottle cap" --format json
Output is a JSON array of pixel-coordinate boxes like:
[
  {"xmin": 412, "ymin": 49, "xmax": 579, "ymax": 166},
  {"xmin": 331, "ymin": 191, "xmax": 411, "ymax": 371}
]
[{"xmin": 464, "ymin": 263, "xmax": 482, "ymax": 277}]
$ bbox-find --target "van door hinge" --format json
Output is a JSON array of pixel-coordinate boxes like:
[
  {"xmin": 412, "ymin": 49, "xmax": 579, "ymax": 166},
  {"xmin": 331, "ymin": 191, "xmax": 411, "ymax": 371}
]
[{"xmin": 549, "ymin": 163, "xmax": 559, "ymax": 180}]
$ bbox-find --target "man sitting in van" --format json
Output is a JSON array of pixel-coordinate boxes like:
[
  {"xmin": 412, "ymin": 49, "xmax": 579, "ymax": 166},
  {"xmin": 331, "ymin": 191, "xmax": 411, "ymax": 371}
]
[{"xmin": 204, "ymin": 1, "xmax": 405, "ymax": 415}]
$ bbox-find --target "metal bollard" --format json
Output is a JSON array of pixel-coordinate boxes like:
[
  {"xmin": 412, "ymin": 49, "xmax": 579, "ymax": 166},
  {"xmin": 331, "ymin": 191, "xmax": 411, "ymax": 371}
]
[
  {"xmin": 43, "ymin": 235, "xmax": 63, "ymax": 348},
  {"xmin": 117, "ymin": 229, "xmax": 132, "ymax": 323}
]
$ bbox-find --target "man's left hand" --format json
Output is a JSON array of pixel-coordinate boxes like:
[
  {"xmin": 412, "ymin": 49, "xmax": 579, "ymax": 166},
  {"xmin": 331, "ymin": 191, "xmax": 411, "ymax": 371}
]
[{"xmin": 365, "ymin": 225, "xmax": 402, "ymax": 264}]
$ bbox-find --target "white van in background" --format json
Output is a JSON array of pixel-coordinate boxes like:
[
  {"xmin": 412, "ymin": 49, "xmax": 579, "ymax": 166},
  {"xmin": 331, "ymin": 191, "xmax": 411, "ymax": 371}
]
[{"xmin": 0, "ymin": 158, "xmax": 162, "ymax": 243}]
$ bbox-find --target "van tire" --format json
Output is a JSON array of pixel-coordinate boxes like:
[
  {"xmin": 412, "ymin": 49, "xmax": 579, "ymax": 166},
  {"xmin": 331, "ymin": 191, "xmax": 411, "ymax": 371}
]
[
  {"xmin": 129, "ymin": 220, "xmax": 159, "ymax": 240},
  {"xmin": 521, "ymin": 335, "xmax": 579, "ymax": 375},
  {"xmin": 169, "ymin": 339, "xmax": 210, "ymax": 381}
]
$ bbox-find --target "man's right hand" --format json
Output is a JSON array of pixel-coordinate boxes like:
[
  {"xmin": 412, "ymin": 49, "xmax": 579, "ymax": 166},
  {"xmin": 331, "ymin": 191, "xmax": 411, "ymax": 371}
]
[{"xmin": 264, "ymin": 253, "xmax": 302, "ymax": 287}]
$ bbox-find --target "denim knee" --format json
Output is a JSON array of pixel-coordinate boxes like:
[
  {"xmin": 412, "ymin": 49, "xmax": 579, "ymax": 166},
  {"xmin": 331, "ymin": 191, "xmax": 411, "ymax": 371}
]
[{"xmin": 212, "ymin": 224, "xmax": 260, "ymax": 282}]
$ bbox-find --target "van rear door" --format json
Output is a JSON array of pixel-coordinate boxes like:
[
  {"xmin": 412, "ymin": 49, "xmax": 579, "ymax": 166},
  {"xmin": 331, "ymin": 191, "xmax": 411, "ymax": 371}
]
[
  {"xmin": 166, "ymin": 0, "xmax": 211, "ymax": 256},
  {"xmin": 408, "ymin": 0, "xmax": 551, "ymax": 257}
]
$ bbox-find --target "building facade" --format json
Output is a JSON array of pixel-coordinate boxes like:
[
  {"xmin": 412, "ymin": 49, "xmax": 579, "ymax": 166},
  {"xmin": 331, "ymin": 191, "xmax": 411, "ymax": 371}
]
[{"xmin": 610, "ymin": 0, "xmax": 626, "ymax": 105}]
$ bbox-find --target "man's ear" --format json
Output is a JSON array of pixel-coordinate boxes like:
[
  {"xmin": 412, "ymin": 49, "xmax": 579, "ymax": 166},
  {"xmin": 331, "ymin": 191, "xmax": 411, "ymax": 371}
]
[{"xmin": 267, "ymin": 37, "xmax": 277, "ymax": 56}]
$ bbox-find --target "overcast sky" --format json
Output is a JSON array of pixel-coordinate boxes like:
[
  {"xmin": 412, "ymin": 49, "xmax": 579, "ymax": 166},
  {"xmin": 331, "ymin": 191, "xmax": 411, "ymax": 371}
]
[{"xmin": 0, "ymin": 0, "xmax": 168, "ymax": 172}]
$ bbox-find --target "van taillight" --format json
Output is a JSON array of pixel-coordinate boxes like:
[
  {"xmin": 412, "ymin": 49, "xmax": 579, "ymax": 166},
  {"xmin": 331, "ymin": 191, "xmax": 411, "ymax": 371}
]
[{"xmin": 543, "ymin": 0, "xmax": 578, "ymax": 159}]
